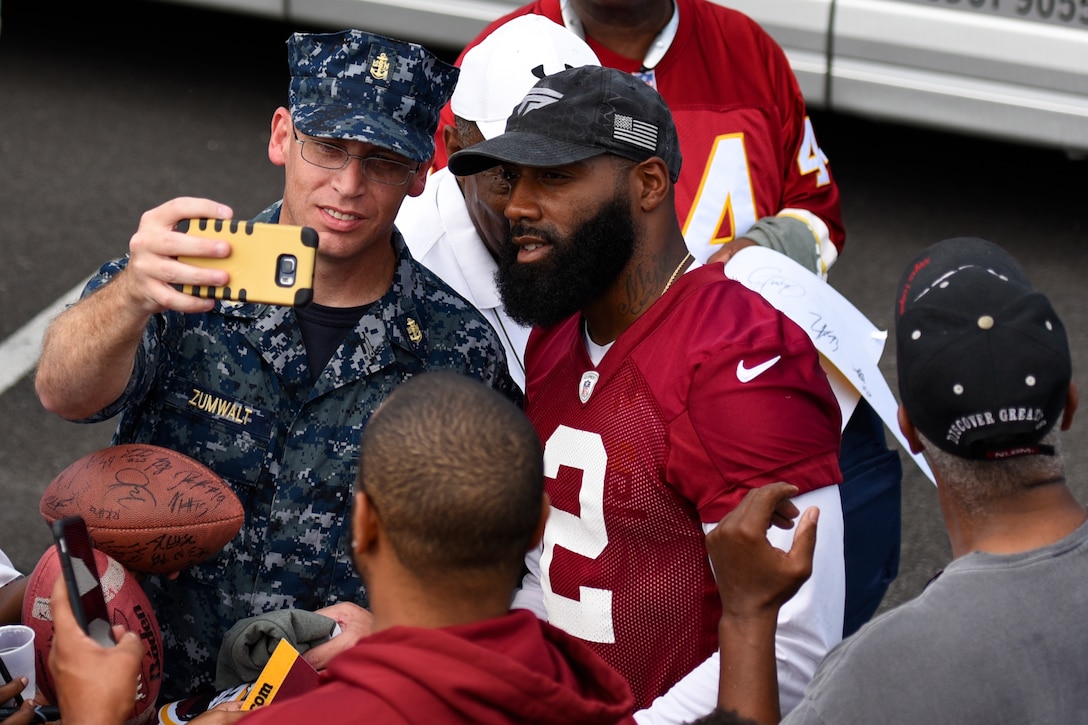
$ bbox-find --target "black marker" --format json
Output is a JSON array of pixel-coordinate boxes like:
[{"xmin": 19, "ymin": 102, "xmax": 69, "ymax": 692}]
[
  {"xmin": 0, "ymin": 705, "xmax": 61, "ymax": 722},
  {"xmin": 0, "ymin": 656, "xmax": 23, "ymax": 707}
]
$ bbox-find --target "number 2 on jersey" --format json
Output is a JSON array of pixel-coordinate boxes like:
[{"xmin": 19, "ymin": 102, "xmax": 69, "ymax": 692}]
[{"xmin": 539, "ymin": 425, "xmax": 616, "ymax": 643}]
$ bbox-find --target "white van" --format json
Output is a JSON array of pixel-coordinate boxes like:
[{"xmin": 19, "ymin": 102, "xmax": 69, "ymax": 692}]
[{"xmin": 157, "ymin": 0, "xmax": 1088, "ymax": 154}]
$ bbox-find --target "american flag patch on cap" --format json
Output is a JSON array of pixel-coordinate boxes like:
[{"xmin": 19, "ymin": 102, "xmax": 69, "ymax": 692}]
[{"xmin": 613, "ymin": 114, "xmax": 658, "ymax": 152}]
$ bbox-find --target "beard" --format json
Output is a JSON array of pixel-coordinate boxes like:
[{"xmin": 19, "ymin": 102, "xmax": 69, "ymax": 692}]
[{"xmin": 496, "ymin": 194, "xmax": 638, "ymax": 328}]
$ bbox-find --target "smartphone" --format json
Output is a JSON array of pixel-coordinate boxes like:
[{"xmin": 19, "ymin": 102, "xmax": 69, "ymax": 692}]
[
  {"xmin": 174, "ymin": 218, "xmax": 319, "ymax": 307},
  {"xmin": 51, "ymin": 517, "xmax": 115, "ymax": 648}
]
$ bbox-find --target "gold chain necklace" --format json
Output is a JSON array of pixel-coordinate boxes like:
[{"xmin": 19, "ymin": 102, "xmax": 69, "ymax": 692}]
[{"xmin": 661, "ymin": 252, "xmax": 692, "ymax": 296}]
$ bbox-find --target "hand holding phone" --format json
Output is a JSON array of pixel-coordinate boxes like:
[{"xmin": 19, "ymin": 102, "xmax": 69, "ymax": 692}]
[
  {"xmin": 45, "ymin": 566, "xmax": 153, "ymax": 725},
  {"xmin": 51, "ymin": 517, "xmax": 115, "ymax": 648}
]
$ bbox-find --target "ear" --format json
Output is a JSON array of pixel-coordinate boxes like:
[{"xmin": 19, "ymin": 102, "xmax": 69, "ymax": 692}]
[
  {"xmin": 528, "ymin": 493, "xmax": 551, "ymax": 550},
  {"xmin": 633, "ymin": 158, "xmax": 670, "ymax": 213},
  {"xmin": 442, "ymin": 124, "xmax": 464, "ymax": 159},
  {"xmin": 897, "ymin": 406, "xmax": 924, "ymax": 454},
  {"xmin": 1062, "ymin": 381, "xmax": 1079, "ymax": 431},
  {"xmin": 351, "ymin": 491, "xmax": 381, "ymax": 557},
  {"xmin": 405, "ymin": 160, "xmax": 430, "ymax": 198},
  {"xmin": 268, "ymin": 107, "xmax": 293, "ymax": 168}
]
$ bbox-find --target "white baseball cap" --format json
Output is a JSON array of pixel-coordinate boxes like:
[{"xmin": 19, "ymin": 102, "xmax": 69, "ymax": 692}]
[{"xmin": 450, "ymin": 15, "xmax": 601, "ymax": 140}]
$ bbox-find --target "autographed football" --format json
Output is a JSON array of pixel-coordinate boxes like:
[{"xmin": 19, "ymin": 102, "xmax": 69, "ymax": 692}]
[
  {"xmin": 22, "ymin": 546, "xmax": 163, "ymax": 725},
  {"xmin": 39, "ymin": 444, "xmax": 244, "ymax": 575}
]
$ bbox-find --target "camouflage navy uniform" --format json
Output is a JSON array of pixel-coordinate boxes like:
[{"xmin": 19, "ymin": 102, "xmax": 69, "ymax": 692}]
[{"xmin": 77, "ymin": 198, "xmax": 520, "ymax": 698}]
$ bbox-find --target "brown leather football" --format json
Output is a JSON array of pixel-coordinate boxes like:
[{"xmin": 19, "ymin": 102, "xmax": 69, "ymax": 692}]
[{"xmin": 39, "ymin": 444, "xmax": 243, "ymax": 575}]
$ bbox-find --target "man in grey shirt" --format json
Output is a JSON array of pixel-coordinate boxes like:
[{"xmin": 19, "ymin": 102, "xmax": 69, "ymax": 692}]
[{"xmin": 703, "ymin": 236, "xmax": 1086, "ymax": 725}]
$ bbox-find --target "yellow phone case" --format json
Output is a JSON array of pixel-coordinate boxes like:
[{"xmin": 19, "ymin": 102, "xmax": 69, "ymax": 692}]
[{"xmin": 175, "ymin": 218, "xmax": 318, "ymax": 307}]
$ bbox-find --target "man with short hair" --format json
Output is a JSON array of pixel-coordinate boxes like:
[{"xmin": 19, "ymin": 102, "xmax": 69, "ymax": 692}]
[
  {"xmin": 707, "ymin": 236, "xmax": 1087, "ymax": 724},
  {"xmin": 48, "ymin": 372, "xmax": 637, "ymax": 725},
  {"xmin": 34, "ymin": 29, "xmax": 519, "ymax": 699},
  {"xmin": 448, "ymin": 65, "xmax": 844, "ymax": 723}
]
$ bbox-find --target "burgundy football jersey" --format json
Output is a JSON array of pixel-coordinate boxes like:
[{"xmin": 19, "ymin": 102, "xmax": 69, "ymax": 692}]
[{"xmin": 523, "ymin": 265, "xmax": 841, "ymax": 707}]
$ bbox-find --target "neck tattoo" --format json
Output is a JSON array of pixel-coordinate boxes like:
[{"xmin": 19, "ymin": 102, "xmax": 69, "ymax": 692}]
[{"xmin": 661, "ymin": 252, "xmax": 692, "ymax": 296}]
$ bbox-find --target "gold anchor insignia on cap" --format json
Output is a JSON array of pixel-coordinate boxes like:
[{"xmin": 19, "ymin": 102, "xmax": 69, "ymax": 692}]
[
  {"xmin": 407, "ymin": 317, "xmax": 422, "ymax": 343},
  {"xmin": 370, "ymin": 52, "xmax": 391, "ymax": 81}
]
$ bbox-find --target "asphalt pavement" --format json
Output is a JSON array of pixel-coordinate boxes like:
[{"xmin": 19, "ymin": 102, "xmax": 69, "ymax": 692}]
[{"xmin": 0, "ymin": 0, "xmax": 1086, "ymax": 621}]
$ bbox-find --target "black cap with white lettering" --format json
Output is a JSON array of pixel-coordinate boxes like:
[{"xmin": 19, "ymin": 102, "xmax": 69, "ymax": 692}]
[
  {"xmin": 447, "ymin": 64, "xmax": 682, "ymax": 182},
  {"xmin": 895, "ymin": 237, "xmax": 1071, "ymax": 460}
]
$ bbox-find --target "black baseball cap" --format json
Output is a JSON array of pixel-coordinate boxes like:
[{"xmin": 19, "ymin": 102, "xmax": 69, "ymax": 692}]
[
  {"xmin": 447, "ymin": 65, "xmax": 682, "ymax": 182},
  {"xmin": 895, "ymin": 237, "xmax": 1071, "ymax": 460}
]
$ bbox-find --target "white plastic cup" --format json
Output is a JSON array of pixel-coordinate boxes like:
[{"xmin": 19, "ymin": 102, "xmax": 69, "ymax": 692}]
[{"xmin": 0, "ymin": 624, "xmax": 35, "ymax": 705}]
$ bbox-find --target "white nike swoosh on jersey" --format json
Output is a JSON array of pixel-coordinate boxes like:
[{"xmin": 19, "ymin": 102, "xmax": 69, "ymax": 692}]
[{"xmin": 736, "ymin": 355, "xmax": 782, "ymax": 383}]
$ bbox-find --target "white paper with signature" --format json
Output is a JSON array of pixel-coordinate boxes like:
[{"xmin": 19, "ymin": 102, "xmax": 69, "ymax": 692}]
[{"xmin": 723, "ymin": 247, "xmax": 934, "ymax": 484}]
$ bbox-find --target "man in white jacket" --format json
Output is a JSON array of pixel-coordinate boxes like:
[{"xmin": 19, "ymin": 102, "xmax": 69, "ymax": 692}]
[{"xmin": 395, "ymin": 15, "xmax": 600, "ymax": 391}]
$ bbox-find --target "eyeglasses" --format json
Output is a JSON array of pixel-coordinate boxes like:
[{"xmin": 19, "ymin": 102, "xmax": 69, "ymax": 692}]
[{"xmin": 292, "ymin": 129, "xmax": 419, "ymax": 186}]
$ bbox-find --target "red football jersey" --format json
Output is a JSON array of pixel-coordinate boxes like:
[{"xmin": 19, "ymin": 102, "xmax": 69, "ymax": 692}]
[
  {"xmin": 524, "ymin": 265, "xmax": 842, "ymax": 707},
  {"xmin": 433, "ymin": 0, "xmax": 845, "ymax": 261}
]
